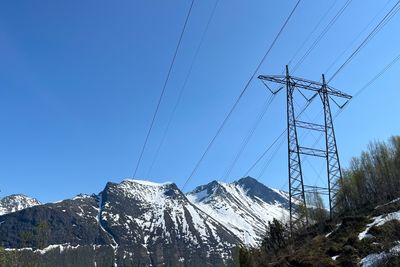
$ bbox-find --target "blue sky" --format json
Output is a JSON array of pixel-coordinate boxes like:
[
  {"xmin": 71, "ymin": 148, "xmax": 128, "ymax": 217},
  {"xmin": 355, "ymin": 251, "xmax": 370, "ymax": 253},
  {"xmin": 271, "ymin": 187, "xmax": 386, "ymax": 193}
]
[{"xmin": 0, "ymin": 0, "xmax": 399, "ymax": 203}]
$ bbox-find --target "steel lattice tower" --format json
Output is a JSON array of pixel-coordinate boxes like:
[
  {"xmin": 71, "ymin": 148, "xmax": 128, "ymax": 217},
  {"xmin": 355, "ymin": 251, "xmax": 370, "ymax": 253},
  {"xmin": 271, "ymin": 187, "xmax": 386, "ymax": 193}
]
[{"xmin": 258, "ymin": 66, "xmax": 352, "ymax": 231}]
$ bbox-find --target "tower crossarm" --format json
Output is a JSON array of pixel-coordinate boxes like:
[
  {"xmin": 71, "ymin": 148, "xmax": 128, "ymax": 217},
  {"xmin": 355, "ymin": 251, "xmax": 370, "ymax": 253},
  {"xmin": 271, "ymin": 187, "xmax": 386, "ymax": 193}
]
[{"xmin": 257, "ymin": 75, "xmax": 352, "ymax": 99}]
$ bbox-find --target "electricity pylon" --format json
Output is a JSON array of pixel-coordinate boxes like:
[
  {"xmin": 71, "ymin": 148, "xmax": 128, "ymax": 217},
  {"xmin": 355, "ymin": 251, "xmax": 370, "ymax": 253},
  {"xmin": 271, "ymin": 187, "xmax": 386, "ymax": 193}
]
[{"xmin": 258, "ymin": 66, "xmax": 352, "ymax": 232}]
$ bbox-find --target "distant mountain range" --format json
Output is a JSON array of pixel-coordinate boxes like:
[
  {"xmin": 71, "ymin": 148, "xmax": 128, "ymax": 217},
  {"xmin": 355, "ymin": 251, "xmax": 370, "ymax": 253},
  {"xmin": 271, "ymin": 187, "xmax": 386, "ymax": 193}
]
[{"xmin": 0, "ymin": 177, "xmax": 290, "ymax": 266}]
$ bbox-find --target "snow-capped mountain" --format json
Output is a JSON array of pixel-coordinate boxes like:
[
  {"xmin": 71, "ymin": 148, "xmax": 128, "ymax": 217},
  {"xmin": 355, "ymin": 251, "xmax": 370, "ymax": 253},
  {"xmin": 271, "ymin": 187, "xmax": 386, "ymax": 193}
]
[
  {"xmin": 98, "ymin": 179, "xmax": 240, "ymax": 265},
  {"xmin": 187, "ymin": 176, "xmax": 290, "ymax": 246},
  {"xmin": 0, "ymin": 177, "xmax": 290, "ymax": 265},
  {"xmin": 0, "ymin": 179, "xmax": 241, "ymax": 266},
  {"xmin": 0, "ymin": 194, "xmax": 41, "ymax": 216}
]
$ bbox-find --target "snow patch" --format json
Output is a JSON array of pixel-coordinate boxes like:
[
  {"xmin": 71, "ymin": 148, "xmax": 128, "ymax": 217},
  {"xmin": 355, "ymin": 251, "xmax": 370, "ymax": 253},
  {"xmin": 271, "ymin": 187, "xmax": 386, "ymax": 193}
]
[
  {"xmin": 73, "ymin": 194, "xmax": 92, "ymax": 200},
  {"xmin": 5, "ymin": 243, "xmax": 80, "ymax": 254},
  {"xmin": 325, "ymin": 223, "xmax": 341, "ymax": 238},
  {"xmin": 359, "ymin": 210, "xmax": 400, "ymax": 240},
  {"xmin": 96, "ymin": 193, "xmax": 119, "ymax": 266},
  {"xmin": 122, "ymin": 179, "xmax": 173, "ymax": 187},
  {"xmin": 360, "ymin": 243, "xmax": 400, "ymax": 266},
  {"xmin": 375, "ymin": 197, "xmax": 400, "ymax": 210}
]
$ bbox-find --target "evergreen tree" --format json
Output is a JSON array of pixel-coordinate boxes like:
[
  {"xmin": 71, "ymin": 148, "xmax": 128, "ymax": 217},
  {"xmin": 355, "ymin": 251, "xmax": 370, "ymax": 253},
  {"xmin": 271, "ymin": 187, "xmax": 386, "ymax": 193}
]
[{"xmin": 261, "ymin": 218, "xmax": 288, "ymax": 255}]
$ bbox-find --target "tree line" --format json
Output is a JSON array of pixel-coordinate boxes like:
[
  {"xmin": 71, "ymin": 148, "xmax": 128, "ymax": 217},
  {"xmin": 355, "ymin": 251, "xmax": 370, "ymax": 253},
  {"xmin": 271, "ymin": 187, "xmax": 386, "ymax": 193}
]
[{"xmin": 337, "ymin": 136, "xmax": 400, "ymax": 214}]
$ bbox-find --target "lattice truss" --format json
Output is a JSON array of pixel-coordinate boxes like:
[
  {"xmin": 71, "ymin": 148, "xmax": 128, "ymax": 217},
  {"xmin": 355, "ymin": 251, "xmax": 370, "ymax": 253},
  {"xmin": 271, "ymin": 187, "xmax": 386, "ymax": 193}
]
[{"xmin": 258, "ymin": 66, "xmax": 352, "ymax": 230}]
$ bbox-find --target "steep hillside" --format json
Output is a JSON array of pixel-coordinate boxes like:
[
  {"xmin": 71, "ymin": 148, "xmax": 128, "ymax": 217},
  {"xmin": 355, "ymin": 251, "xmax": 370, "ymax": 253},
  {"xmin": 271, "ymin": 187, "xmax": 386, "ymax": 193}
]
[{"xmin": 240, "ymin": 197, "xmax": 400, "ymax": 267}]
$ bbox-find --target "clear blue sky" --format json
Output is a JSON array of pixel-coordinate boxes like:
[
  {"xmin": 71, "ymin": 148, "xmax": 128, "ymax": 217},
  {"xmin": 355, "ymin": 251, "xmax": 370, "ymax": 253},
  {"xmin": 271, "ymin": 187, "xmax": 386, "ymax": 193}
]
[{"xmin": 0, "ymin": 0, "xmax": 399, "ymax": 203}]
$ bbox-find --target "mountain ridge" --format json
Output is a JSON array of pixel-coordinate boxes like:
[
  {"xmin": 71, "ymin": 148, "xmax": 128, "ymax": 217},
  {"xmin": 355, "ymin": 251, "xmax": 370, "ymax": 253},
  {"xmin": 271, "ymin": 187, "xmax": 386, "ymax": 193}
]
[{"xmin": 0, "ymin": 177, "xmax": 289, "ymax": 266}]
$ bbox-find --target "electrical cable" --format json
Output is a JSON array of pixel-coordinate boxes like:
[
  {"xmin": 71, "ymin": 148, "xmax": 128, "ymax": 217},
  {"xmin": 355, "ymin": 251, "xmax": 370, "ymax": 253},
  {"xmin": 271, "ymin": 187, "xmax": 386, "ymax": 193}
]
[
  {"xmin": 133, "ymin": 0, "xmax": 195, "ymax": 178},
  {"xmin": 243, "ymin": 97, "xmax": 314, "ymax": 177},
  {"xmin": 254, "ymin": 41, "xmax": 400, "ymax": 195},
  {"xmin": 291, "ymin": 0, "xmax": 353, "ymax": 73},
  {"xmin": 181, "ymin": 0, "xmax": 302, "ymax": 190},
  {"xmin": 287, "ymin": 1, "xmax": 338, "ymax": 67},
  {"xmin": 222, "ymin": 93, "xmax": 275, "ymax": 182},
  {"xmin": 334, "ymin": 51, "xmax": 400, "ymax": 119},
  {"xmin": 324, "ymin": 0, "xmax": 394, "ymax": 75},
  {"xmin": 329, "ymin": 0, "xmax": 400, "ymax": 82},
  {"xmin": 146, "ymin": 0, "xmax": 220, "ymax": 177}
]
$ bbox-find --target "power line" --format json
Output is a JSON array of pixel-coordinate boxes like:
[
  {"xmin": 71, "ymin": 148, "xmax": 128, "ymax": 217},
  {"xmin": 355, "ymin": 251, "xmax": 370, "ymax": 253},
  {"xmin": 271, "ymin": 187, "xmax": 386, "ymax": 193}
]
[
  {"xmin": 301, "ymin": 52, "xmax": 400, "ymax": 184},
  {"xmin": 257, "ymin": 133, "xmax": 286, "ymax": 178},
  {"xmin": 248, "ymin": 89, "xmax": 325, "ymax": 181},
  {"xmin": 243, "ymin": 98, "xmax": 314, "ymax": 177},
  {"xmin": 181, "ymin": 0, "xmax": 302, "ymax": 190},
  {"xmin": 267, "ymin": 1, "xmax": 338, "ymax": 89},
  {"xmin": 297, "ymin": 52, "xmax": 400, "ymax": 184},
  {"xmin": 287, "ymin": 1, "xmax": 338, "ymax": 67},
  {"xmin": 217, "ymin": 1, "xmax": 335, "ymax": 170},
  {"xmin": 244, "ymin": 129, "xmax": 286, "ymax": 177},
  {"xmin": 324, "ymin": 0, "xmax": 394, "ymax": 75},
  {"xmin": 291, "ymin": 0, "xmax": 352, "ymax": 73},
  {"xmin": 133, "ymin": 0, "xmax": 195, "ymax": 178},
  {"xmin": 280, "ymin": 51, "xmax": 400, "ymax": 186},
  {"xmin": 266, "ymin": 1, "xmax": 400, "ymax": 188},
  {"xmin": 267, "ymin": 1, "xmax": 338, "ymax": 102},
  {"xmin": 354, "ymin": 53, "xmax": 400, "ymax": 99},
  {"xmin": 222, "ymin": 93, "xmax": 275, "ymax": 182},
  {"xmin": 257, "ymin": 105, "xmax": 322, "ymax": 180},
  {"xmin": 329, "ymin": 0, "xmax": 400, "ymax": 82},
  {"xmin": 290, "ymin": 1, "xmax": 400, "ymax": 184},
  {"xmin": 284, "ymin": 51, "xmax": 400, "ymax": 187},
  {"xmin": 334, "ymin": 51, "xmax": 400, "ymax": 119},
  {"xmin": 290, "ymin": 1, "xmax": 400, "ymax": 176},
  {"xmin": 147, "ymin": 0, "xmax": 220, "ymax": 177}
]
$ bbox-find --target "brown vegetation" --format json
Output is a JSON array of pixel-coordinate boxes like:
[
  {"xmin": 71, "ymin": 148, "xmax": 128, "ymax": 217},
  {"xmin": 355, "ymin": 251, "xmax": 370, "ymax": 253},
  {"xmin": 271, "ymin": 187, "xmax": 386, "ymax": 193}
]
[{"xmin": 236, "ymin": 136, "xmax": 400, "ymax": 266}]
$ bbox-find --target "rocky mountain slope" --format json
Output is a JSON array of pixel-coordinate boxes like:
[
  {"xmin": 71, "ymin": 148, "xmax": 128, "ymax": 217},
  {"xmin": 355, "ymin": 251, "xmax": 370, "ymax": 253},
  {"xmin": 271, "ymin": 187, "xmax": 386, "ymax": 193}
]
[
  {"xmin": 187, "ymin": 177, "xmax": 290, "ymax": 246},
  {"xmin": 0, "ymin": 179, "xmax": 244, "ymax": 266},
  {"xmin": 97, "ymin": 179, "xmax": 241, "ymax": 265},
  {"xmin": 0, "ymin": 194, "xmax": 41, "ymax": 216}
]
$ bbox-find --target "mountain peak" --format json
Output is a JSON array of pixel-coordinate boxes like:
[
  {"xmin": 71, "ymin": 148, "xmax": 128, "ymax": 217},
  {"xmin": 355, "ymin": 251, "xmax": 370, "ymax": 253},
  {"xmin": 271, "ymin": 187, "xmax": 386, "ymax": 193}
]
[
  {"xmin": 187, "ymin": 177, "xmax": 290, "ymax": 246},
  {"xmin": 103, "ymin": 178, "xmax": 184, "ymax": 206},
  {"xmin": 187, "ymin": 180, "xmax": 228, "ymax": 202},
  {"xmin": 236, "ymin": 176, "xmax": 260, "ymax": 186},
  {"xmin": 117, "ymin": 179, "xmax": 180, "ymax": 196},
  {"xmin": 235, "ymin": 177, "xmax": 289, "ymax": 206},
  {"xmin": 0, "ymin": 194, "xmax": 41, "ymax": 216}
]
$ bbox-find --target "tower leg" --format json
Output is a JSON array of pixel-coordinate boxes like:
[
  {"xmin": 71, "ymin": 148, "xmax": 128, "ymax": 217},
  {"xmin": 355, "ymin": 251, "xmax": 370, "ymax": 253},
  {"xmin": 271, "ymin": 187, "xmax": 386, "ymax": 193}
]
[
  {"xmin": 286, "ymin": 66, "xmax": 308, "ymax": 232},
  {"xmin": 321, "ymin": 74, "xmax": 343, "ymax": 218}
]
